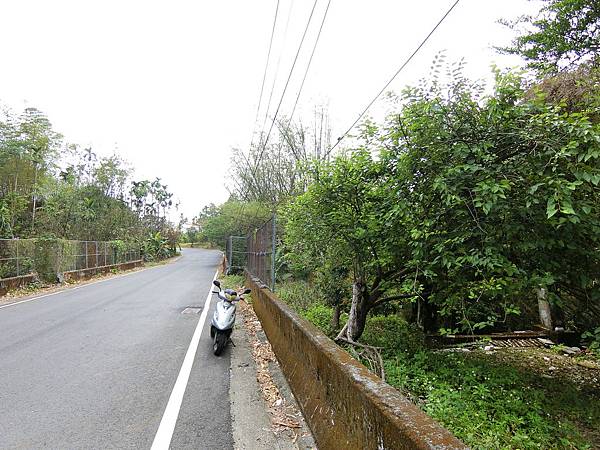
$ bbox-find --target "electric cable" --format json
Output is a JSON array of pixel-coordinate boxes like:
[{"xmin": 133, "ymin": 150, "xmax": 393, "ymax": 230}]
[
  {"xmin": 258, "ymin": 0, "xmax": 296, "ymax": 146},
  {"xmin": 249, "ymin": 0, "xmax": 281, "ymax": 149},
  {"xmin": 240, "ymin": 0, "xmax": 286, "ymax": 205},
  {"xmin": 251, "ymin": 0, "xmax": 319, "ymax": 182},
  {"xmin": 330, "ymin": 0, "xmax": 461, "ymax": 152},
  {"xmin": 288, "ymin": 0, "xmax": 332, "ymax": 125}
]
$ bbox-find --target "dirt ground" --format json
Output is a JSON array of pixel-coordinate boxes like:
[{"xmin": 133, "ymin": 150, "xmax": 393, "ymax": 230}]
[{"xmin": 480, "ymin": 346, "xmax": 600, "ymax": 390}]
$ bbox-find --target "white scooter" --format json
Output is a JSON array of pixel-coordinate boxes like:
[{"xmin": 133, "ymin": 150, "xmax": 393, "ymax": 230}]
[{"xmin": 210, "ymin": 280, "xmax": 251, "ymax": 355}]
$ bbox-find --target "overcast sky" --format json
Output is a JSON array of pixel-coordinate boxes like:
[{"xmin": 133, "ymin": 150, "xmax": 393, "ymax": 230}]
[{"xmin": 0, "ymin": 0, "xmax": 540, "ymax": 221}]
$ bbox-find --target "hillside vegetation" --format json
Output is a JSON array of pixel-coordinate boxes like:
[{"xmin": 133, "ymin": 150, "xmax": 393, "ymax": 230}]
[{"xmin": 0, "ymin": 107, "xmax": 181, "ymax": 262}]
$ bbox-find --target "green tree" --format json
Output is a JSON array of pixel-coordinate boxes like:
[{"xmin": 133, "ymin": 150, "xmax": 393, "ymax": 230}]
[
  {"xmin": 380, "ymin": 68, "xmax": 600, "ymax": 332},
  {"xmin": 199, "ymin": 199, "xmax": 271, "ymax": 248},
  {"xmin": 284, "ymin": 152, "xmax": 415, "ymax": 342},
  {"xmin": 284, "ymin": 67, "xmax": 600, "ymax": 336},
  {"xmin": 501, "ymin": 0, "xmax": 600, "ymax": 74},
  {"xmin": 0, "ymin": 107, "xmax": 62, "ymax": 236}
]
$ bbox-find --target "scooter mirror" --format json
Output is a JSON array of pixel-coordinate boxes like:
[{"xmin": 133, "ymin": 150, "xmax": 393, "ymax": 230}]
[
  {"xmin": 213, "ymin": 280, "xmax": 221, "ymax": 287},
  {"xmin": 243, "ymin": 288, "xmax": 251, "ymax": 294}
]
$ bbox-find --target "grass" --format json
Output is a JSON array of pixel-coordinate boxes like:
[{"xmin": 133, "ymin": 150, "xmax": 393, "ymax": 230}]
[
  {"xmin": 382, "ymin": 349, "xmax": 599, "ymax": 449},
  {"xmin": 275, "ymin": 279, "xmax": 324, "ymax": 312},
  {"xmin": 219, "ymin": 274, "xmax": 246, "ymax": 291},
  {"xmin": 274, "ymin": 279, "xmax": 600, "ymax": 450}
]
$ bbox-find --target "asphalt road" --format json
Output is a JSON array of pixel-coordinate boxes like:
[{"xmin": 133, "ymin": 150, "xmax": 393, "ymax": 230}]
[{"xmin": 0, "ymin": 249, "xmax": 232, "ymax": 449}]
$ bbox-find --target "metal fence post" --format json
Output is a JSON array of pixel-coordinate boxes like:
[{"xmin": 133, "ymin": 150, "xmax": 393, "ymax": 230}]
[
  {"xmin": 85, "ymin": 242, "xmax": 89, "ymax": 269},
  {"xmin": 16, "ymin": 240, "xmax": 20, "ymax": 277},
  {"xmin": 228, "ymin": 236, "xmax": 233, "ymax": 273}
]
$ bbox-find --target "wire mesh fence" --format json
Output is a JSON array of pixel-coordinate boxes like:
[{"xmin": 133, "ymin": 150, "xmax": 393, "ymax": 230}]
[
  {"xmin": 0, "ymin": 239, "xmax": 35, "ymax": 279},
  {"xmin": 246, "ymin": 215, "xmax": 277, "ymax": 291},
  {"xmin": 225, "ymin": 235, "xmax": 247, "ymax": 274},
  {"xmin": 0, "ymin": 238, "xmax": 141, "ymax": 281},
  {"xmin": 57, "ymin": 240, "xmax": 141, "ymax": 273}
]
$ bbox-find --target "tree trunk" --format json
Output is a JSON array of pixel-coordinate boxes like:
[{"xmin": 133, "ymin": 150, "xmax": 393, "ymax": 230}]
[
  {"xmin": 537, "ymin": 287, "xmax": 553, "ymax": 330},
  {"xmin": 346, "ymin": 279, "xmax": 369, "ymax": 341},
  {"xmin": 331, "ymin": 304, "xmax": 341, "ymax": 330},
  {"xmin": 415, "ymin": 295, "xmax": 437, "ymax": 333}
]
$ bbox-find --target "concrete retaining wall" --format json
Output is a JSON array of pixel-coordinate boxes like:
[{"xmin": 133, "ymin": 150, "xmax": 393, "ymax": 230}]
[
  {"xmin": 62, "ymin": 260, "xmax": 143, "ymax": 282},
  {"xmin": 219, "ymin": 254, "xmax": 227, "ymax": 275},
  {"xmin": 0, "ymin": 274, "xmax": 36, "ymax": 296},
  {"xmin": 245, "ymin": 273, "xmax": 466, "ymax": 450}
]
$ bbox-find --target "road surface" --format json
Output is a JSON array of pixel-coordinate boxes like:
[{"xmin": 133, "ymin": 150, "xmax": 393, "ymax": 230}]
[{"xmin": 0, "ymin": 249, "xmax": 232, "ymax": 449}]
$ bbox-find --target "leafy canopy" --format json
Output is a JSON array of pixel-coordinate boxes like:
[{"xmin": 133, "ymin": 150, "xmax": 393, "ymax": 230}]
[{"xmin": 501, "ymin": 0, "xmax": 600, "ymax": 74}]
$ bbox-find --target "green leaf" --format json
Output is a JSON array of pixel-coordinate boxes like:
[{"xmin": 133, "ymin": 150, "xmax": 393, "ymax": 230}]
[
  {"xmin": 529, "ymin": 183, "xmax": 544, "ymax": 194},
  {"xmin": 560, "ymin": 200, "xmax": 575, "ymax": 215},
  {"xmin": 546, "ymin": 198, "xmax": 558, "ymax": 218}
]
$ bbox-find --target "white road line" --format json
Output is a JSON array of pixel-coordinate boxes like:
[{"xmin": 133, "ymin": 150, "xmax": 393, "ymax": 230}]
[{"xmin": 151, "ymin": 270, "xmax": 219, "ymax": 450}]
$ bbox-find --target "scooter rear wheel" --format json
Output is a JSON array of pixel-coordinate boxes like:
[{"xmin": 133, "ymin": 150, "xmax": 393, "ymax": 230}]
[{"xmin": 213, "ymin": 332, "xmax": 227, "ymax": 356}]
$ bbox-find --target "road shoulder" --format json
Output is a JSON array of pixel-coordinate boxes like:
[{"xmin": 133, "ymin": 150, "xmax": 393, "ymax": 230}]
[{"xmin": 230, "ymin": 299, "xmax": 316, "ymax": 450}]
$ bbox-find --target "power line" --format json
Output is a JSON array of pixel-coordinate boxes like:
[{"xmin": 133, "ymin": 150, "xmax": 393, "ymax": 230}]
[
  {"xmin": 258, "ymin": 0, "xmax": 295, "ymax": 146},
  {"xmin": 235, "ymin": 1, "xmax": 282, "ymax": 225},
  {"xmin": 249, "ymin": 0, "xmax": 281, "ymax": 150},
  {"xmin": 330, "ymin": 0, "xmax": 462, "ymax": 152},
  {"xmin": 252, "ymin": 0, "xmax": 319, "ymax": 181},
  {"xmin": 287, "ymin": 0, "xmax": 332, "ymax": 124}
]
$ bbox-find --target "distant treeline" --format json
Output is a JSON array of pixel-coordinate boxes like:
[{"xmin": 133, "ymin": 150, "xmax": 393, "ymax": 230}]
[{"xmin": 0, "ymin": 106, "xmax": 180, "ymax": 260}]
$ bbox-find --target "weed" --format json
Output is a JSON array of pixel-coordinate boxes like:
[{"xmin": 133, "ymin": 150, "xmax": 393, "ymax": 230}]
[
  {"xmin": 551, "ymin": 343, "xmax": 568, "ymax": 354},
  {"xmin": 276, "ymin": 279, "xmax": 323, "ymax": 312},
  {"xmin": 384, "ymin": 348, "xmax": 599, "ymax": 449}
]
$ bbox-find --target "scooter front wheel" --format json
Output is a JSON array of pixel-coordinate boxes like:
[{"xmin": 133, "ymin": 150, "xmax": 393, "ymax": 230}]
[{"xmin": 213, "ymin": 331, "xmax": 227, "ymax": 356}]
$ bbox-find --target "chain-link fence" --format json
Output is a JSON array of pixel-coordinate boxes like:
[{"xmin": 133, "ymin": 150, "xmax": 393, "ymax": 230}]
[
  {"xmin": 246, "ymin": 215, "xmax": 277, "ymax": 291},
  {"xmin": 0, "ymin": 238, "xmax": 141, "ymax": 281},
  {"xmin": 0, "ymin": 239, "xmax": 35, "ymax": 279},
  {"xmin": 225, "ymin": 235, "xmax": 247, "ymax": 274},
  {"xmin": 57, "ymin": 240, "xmax": 141, "ymax": 273}
]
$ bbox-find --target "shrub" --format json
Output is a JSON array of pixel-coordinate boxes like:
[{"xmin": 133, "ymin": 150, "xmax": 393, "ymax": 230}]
[
  {"xmin": 276, "ymin": 279, "xmax": 323, "ymax": 312},
  {"xmin": 361, "ymin": 315, "xmax": 424, "ymax": 357},
  {"xmin": 582, "ymin": 326, "xmax": 600, "ymax": 357},
  {"xmin": 302, "ymin": 304, "xmax": 334, "ymax": 336}
]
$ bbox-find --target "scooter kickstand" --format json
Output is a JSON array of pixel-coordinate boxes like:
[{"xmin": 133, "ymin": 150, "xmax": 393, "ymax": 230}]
[{"xmin": 229, "ymin": 338, "xmax": 236, "ymax": 347}]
